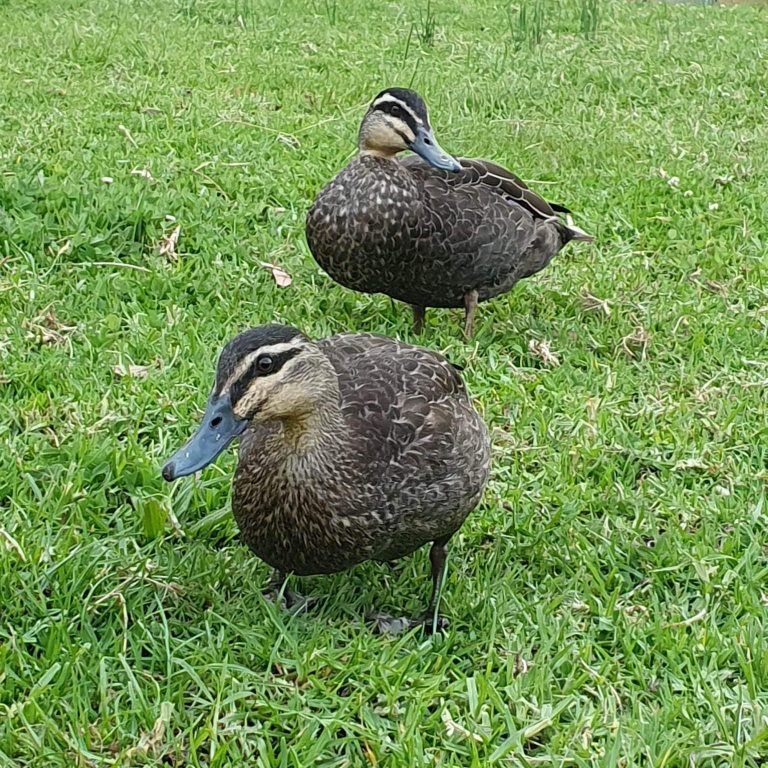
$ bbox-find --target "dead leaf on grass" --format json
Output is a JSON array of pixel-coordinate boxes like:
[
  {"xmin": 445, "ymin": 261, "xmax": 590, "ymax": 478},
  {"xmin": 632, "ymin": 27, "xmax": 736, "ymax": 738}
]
[
  {"xmin": 131, "ymin": 167, "xmax": 154, "ymax": 181},
  {"xmin": 0, "ymin": 528, "xmax": 26, "ymax": 562},
  {"xmin": 113, "ymin": 364, "xmax": 150, "ymax": 379},
  {"xmin": 687, "ymin": 268, "xmax": 727, "ymax": 296},
  {"xmin": 49, "ymin": 240, "xmax": 71, "ymax": 257},
  {"xmin": 125, "ymin": 702, "xmax": 173, "ymax": 759},
  {"xmin": 580, "ymin": 289, "xmax": 611, "ymax": 316},
  {"xmin": 44, "ymin": 426, "xmax": 60, "ymax": 448},
  {"xmin": 362, "ymin": 742, "xmax": 378, "ymax": 765},
  {"xmin": 259, "ymin": 260, "xmax": 292, "ymax": 288},
  {"xmin": 24, "ymin": 306, "xmax": 77, "ymax": 346},
  {"xmin": 528, "ymin": 338, "xmax": 560, "ymax": 367},
  {"xmin": 118, "ymin": 124, "xmax": 138, "ymax": 147},
  {"xmin": 514, "ymin": 653, "xmax": 531, "ymax": 677},
  {"xmin": 441, "ymin": 708, "xmax": 483, "ymax": 743},
  {"xmin": 277, "ymin": 133, "xmax": 300, "ymax": 148},
  {"xmin": 619, "ymin": 326, "xmax": 651, "ymax": 360},
  {"xmin": 158, "ymin": 225, "xmax": 181, "ymax": 260},
  {"xmin": 673, "ymin": 458, "xmax": 709, "ymax": 471}
]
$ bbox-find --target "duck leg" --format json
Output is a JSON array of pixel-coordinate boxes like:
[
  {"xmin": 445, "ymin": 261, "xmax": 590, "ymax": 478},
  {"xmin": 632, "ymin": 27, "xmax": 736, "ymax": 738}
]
[
  {"xmin": 424, "ymin": 540, "xmax": 448, "ymax": 625},
  {"xmin": 369, "ymin": 538, "xmax": 450, "ymax": 634},
  {"xmin": 463, "ymin": 289, "xmax": 479, "ymax": 339},
  {"xmin": 411, "ymin": 304, "xmax": 426, "ymax": 335},
  {"xmin": 263, "ymin": 570, "xmax": 293, "ymax": 605},
  {"xmin": 263, "ymin": 570, "xmax": 315, "ymax": 612}
]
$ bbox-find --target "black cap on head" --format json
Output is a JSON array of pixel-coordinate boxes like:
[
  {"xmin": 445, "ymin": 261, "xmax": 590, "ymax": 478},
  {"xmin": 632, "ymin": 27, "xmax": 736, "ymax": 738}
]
[
  {"xmin": 362, "ymin": 86, "xmax": 460, "ymax": 172},
  {"xmin": 215, "ymin": 324, "xmax": 306, "ymax": 389},
  {"xmin": 370, "ymin": 87, "xmax": 431, "ymax": 128}
]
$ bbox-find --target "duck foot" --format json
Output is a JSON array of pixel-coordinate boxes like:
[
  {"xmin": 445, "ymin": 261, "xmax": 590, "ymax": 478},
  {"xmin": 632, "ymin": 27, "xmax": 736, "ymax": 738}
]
[
  {"xmin": 368, "ymin": 612, "xmax": 449, "ymax": 635},
  {"xmin": 263, "ymin": 586, "xmax": 318, "ymax": 614},
  {"xmin": 370, "ymin": 538, "xmax": 452, "ymax": 634},
  {"xmin": 263, "ymin": 572, "xmax": 317, "ymax": 614}
]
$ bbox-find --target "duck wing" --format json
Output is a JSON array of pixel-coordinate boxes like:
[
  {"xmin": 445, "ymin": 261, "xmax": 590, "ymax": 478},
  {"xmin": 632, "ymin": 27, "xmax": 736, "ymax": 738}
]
[
  {"xmin": 462, "ymin": 158, "xmax": 573, "ymax": 216},
  {"xmin": 399, "ymin": 155, "xmax": 592, "ymax": 240},
  {"xmin": 318, "ymin": 333, "xmax": 488, "ymax": 482}
]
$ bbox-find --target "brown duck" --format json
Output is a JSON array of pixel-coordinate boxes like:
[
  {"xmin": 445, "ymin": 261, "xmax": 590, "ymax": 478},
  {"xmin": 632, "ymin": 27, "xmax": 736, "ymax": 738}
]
[
  {"xmin": 163, "ymin": 324, "xmax": 491, "ymax": 632},
  {"xmin": 306, "ymin": 87, "xmax": 593, "ymax": 337}
]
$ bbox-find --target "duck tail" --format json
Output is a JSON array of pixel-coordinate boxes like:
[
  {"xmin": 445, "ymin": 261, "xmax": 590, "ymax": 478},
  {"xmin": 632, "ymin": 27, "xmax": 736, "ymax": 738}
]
[{"xmin": 565, "ymin": 214, "xmax": 594, "ymax": 243}]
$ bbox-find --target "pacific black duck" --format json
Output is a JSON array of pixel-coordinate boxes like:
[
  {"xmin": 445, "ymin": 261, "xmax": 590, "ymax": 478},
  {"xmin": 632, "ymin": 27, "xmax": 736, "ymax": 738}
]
[
  {"xmin": 162, "ymin": 324, "xmax": 490, "ymax": 632},
  {"xmin": 306, "ymin": 87, "xmax": 593, "ymax": 337}
]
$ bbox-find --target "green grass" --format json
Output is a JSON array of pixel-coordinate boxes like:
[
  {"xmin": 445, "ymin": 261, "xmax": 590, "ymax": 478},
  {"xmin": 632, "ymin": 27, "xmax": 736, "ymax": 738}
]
[{"xmin": 1, "ymin": 0, "xmax": 767, "ymax": 764}]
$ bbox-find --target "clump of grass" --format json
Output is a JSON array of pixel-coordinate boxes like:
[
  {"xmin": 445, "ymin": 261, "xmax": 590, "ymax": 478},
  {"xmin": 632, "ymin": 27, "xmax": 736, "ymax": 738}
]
[
  {"xmin": 509, "ymin": 0, "xmax": 548, "ymax": 49},
  {"xmin": 579, "ymin": 0, "xmax": 601, "ymax": 38},
  {"xmin": 320, "ymin": 0, "xmax": 338, "ymax": 25},
  {"xmin": 509, "ymin": 0, "xmax": 601, "ymax": 49},
  {"xmin": 416, "ymin": 0, "xmax": 438, "ymax": 47}
]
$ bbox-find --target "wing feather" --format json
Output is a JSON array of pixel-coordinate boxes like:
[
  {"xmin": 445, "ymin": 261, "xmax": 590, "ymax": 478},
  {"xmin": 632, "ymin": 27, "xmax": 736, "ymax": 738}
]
[{"xmin": 399, "ymin": 154, "xmax": 571, "ymax": 221}]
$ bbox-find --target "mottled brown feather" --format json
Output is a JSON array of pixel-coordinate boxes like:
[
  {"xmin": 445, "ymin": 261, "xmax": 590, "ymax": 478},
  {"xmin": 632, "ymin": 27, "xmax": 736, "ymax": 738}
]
[
  {"xmin": 232, "ymin": 332, "xmax": 491, "ymax": 575},
  {"xmin": 306, "ymin": 152, "xmax": 591, "ymax": 311}
]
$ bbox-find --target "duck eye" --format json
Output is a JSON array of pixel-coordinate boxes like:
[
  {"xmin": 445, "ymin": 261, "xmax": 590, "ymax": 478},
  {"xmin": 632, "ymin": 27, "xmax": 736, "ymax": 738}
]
[{"xmin": 256, "ymin": 354, "xmax": 274, "ymax": 373}]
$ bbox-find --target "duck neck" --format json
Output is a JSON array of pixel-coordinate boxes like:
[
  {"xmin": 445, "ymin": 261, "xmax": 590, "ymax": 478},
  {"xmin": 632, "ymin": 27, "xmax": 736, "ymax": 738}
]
[
  {"xmin": 358, "ymin": 147, "xmax": 398, "ymax": 161},
  {"xmin": 357, "ymin": 123, "xmax": 401, "ymax": 161},
  {"xmin": 278, "ymin": 391, "xmax": 346, "ymax": 459}
]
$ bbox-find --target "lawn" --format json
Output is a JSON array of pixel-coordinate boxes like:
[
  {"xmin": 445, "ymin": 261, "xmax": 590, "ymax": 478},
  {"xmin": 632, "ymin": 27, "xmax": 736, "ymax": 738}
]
[{"xmin": 1, "ymin": 0, "xmax": 767, "ymax": 764}]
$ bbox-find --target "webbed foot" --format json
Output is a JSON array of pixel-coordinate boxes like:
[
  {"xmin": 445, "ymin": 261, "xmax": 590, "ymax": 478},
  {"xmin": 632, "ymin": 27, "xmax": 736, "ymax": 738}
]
[
  {"xmin": 263, "ymin": 572, "xmax": 318, "ymax": 614},
  {"xmin": 369, "ymin": 538, "xmax": 452, "ymax": 635},
  {"xmin": 263, "ymin": 586, "xmax": 318, "ymax": 614},
  {"xmin": 368, "ymin": 612, "xmax": 449, "ymax": 635}
]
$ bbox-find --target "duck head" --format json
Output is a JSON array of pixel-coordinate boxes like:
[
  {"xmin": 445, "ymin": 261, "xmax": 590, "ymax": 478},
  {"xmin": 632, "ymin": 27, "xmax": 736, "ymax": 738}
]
[
  {"xmin": 162, "ymin": 324, "xmax": 334, "ymax": 481},
  {"xmin": 358, "ymin": 87, "xmax": 460, "ymax": 172}
]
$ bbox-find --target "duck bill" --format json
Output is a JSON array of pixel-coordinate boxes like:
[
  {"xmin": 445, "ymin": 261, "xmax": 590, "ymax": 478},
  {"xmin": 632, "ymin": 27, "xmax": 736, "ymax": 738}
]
[
  {"xmin": 409, "ymin": 126, "xmax": 461, "ymax": 172},
  {"xmin": 162, "ymin": 394, "xmax": 247, "ymax": 481}
]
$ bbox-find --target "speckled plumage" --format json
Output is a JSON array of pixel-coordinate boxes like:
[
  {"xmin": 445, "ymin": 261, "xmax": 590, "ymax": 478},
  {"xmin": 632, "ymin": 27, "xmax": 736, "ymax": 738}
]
[
  {"xmin": 232, "ymin": 331, "xmax": 490, "ymax": 577},
  {"xmin": 305, "ymin": 88, "xmax": 592, "ymax": 334},
  {"xmin": 163, "ymin": 324, "xmax": 492, "ymax": 629}
]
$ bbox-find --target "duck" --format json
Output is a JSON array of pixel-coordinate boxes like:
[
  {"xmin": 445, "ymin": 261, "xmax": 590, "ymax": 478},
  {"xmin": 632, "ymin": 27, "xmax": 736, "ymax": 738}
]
[
  {"xmin": 162, "ymin": 323, "xmax": 491, "ymax": 632},
  {"xmin": 306, "ymin": 87, "xmax": 593, "ymax": 338}
]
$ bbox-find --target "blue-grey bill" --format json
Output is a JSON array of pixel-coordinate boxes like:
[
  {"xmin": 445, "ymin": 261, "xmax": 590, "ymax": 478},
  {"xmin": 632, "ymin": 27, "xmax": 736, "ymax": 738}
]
[
  {"xmin": 162, "ymin": 394, "xmax": 247, "ymax": 481},
  {"xmin": 409, "ymin": 127, "xmax": 461, "ymax": 172}
]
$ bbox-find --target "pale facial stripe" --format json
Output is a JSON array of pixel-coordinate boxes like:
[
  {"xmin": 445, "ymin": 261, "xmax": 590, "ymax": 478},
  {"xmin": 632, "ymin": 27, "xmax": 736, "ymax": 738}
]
[
  {"xmin": 231, "ymin": 352, "xmax": 307, "ymax": 417},
  {"xmin": 220, "ymin": 340, "xmax": 306, "ymax": 394},
  {"xmin": 371, "ymin": 95, "xmax": 424, "ymax": 128}
]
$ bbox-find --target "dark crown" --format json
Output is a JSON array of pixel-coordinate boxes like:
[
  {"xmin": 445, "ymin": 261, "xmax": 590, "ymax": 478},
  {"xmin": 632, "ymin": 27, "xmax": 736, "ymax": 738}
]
[
  {"xmin": 370, "ymin": 87, "xmax": 430, "ymax": 127},
  {"xmin": 216, "ymin": 324, "xmax": 306, "ymax": 384}
]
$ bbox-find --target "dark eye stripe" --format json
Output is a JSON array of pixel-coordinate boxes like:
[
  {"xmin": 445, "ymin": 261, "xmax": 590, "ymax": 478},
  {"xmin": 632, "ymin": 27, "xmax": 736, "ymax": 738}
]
[
  {"xmin": 230, "ymin": 347, "xmax": 301, "ymax": 404},
  {"xmin": 375, "ymin": 101, "xmax": 419, "ymax": 136},
  {"xmin": 247, "ymin": 348, "xmax": 300, "ymax": 379}
]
